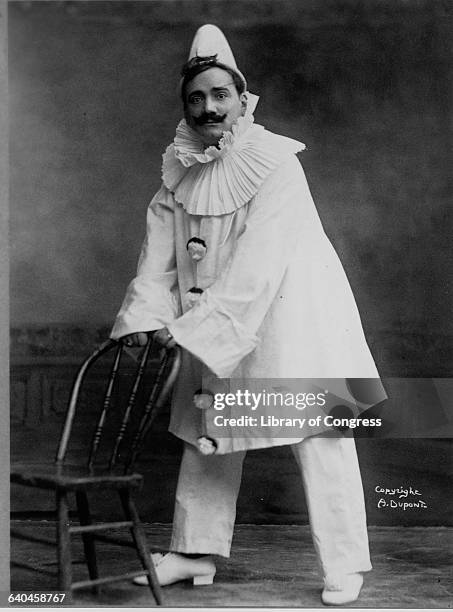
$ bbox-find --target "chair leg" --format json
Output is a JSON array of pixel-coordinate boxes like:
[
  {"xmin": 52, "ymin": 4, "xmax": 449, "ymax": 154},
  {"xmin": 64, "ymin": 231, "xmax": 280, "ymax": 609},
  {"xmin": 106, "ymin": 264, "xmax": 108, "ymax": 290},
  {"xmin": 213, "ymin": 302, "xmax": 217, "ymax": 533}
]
[
  {"xmin": 75, "ymin": 491, "xmax": 99, "ymax": 592},
  {"xmin": 56, "ymin": 489, "xmax": 73, "ymax": 601},
  {"xmin": 119, "ymin": 489, "xmax": 163, "ymax": 606}
]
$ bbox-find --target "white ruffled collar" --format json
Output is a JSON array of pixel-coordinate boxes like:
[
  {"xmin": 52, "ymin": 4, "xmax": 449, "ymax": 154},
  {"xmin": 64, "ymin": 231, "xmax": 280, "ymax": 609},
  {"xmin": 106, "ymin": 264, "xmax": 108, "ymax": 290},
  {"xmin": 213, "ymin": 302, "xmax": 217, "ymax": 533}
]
[
  {"xmin": 172, "ymin": 114, "xmax": 259, "ymax": 167},
  {"xmin": 161, "ymin": 111, "xmax": 305, "ymax": 216}
]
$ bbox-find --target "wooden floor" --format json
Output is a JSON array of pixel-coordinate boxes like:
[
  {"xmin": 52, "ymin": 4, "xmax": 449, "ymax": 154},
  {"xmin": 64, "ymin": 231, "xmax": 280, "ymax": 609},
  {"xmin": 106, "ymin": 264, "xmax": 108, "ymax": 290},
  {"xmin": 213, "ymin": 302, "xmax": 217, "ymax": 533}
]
[{"xmin": 10, "ymin": 522, "xmax": 453, "ymax": 608}]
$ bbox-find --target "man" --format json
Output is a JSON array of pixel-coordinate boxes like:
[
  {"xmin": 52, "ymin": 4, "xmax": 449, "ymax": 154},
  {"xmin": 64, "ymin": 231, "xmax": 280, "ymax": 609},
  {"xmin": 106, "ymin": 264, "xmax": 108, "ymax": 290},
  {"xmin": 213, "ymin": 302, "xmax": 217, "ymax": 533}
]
[{"xmin": 111, "ymin": 24, "xmax": 383, "ymax": 605}]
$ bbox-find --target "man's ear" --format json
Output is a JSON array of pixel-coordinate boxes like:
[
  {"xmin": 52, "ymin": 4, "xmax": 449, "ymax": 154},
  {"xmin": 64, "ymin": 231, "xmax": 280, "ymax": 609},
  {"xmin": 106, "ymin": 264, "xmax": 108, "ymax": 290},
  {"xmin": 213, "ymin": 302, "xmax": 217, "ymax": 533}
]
[
  {"xmin": 240, "ymin": 93, "xmax": 248, "ymax": 115},
  {"xmin": 184, "ymin": 107, "xmax": 192, "ymax": 125}
]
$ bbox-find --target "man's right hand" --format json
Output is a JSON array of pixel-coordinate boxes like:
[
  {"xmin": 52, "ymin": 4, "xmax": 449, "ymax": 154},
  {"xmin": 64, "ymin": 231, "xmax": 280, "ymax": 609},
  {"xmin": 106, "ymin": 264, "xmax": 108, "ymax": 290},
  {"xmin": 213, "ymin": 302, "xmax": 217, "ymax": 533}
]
[{"xmin": 122, "ymin": 332, "xmax": 149, "ymax": 347}]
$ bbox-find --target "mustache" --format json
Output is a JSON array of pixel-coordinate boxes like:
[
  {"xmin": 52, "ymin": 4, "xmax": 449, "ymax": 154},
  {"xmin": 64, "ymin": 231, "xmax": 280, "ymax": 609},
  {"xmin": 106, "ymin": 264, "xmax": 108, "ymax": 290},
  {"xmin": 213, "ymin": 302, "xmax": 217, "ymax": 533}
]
[{"xmin": 192, "ymin": 112, "xmax": 227, "ymax": 126}]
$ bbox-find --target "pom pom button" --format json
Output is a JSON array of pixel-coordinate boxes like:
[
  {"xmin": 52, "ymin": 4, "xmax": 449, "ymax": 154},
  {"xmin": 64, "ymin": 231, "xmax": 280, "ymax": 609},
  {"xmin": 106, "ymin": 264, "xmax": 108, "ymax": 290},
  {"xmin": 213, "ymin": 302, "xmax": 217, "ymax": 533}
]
[
  {"xmin": 197, "ymin": 436, "xmax": 218, "ymax": 455},
  {"xmin": 185, "ymin": 286, "xmax": 204, "ymax": 309},
  {"xmin": 187, "ymin": 237, "xmax": 207, "ymax": 262},
  {"xmin": 193, "ymin": 389, "xmax": 215, "ymax": 410}
]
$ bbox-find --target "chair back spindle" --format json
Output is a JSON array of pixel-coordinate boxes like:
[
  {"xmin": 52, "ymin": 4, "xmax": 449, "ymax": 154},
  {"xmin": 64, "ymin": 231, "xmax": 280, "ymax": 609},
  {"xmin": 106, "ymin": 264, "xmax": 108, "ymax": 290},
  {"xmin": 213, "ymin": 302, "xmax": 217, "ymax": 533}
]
[
  {"xmin": 56, "ymin": 340, "xmax": 117, "ymax": 465},
  {"xmin": 125, "ymin": 347, "xmax": 181, "ymax": 472},
  {"xmin": 87, "ymin": 342, "xmax": 124, "ymax": 470},
  {"xmin": 108, "ymin": 336, "xmax": 154, "ymax": 470}
]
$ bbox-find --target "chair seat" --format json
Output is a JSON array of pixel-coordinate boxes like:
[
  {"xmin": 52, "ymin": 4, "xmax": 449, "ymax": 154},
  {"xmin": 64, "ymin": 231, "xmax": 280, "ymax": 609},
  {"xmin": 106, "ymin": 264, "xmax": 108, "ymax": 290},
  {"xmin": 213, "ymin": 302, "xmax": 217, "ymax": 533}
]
[{"xmin": 11, "ymin": 462, "xmax": 143, "ymax": 491}]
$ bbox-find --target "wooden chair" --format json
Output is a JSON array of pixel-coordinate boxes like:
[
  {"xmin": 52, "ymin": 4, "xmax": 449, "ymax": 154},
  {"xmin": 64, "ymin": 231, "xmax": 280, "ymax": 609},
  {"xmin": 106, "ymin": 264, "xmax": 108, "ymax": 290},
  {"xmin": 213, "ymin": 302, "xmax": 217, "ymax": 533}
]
[{"xmin": 11, "ymin": 335, "xmax": 181, "ymax": 604}]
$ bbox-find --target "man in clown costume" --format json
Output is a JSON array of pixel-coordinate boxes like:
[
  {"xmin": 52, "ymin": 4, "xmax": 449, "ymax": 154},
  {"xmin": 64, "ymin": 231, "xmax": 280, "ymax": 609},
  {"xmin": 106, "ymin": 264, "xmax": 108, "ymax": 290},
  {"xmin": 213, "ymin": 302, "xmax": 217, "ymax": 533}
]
[{"xmin": 111, "ymin": 24, "xmax": 384, "ymax": 605}]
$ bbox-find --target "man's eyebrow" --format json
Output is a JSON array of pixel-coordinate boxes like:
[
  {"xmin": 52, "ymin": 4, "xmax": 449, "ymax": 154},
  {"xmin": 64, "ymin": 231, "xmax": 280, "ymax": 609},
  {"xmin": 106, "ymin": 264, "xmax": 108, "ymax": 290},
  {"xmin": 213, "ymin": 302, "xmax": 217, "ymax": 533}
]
[
  {"xmin": 187, "ymin": 83, "xmax": 235, "ymax": 96},
  {"xmin": 212, "ymin": 83, "xmax": 235, "ymax": 90}
]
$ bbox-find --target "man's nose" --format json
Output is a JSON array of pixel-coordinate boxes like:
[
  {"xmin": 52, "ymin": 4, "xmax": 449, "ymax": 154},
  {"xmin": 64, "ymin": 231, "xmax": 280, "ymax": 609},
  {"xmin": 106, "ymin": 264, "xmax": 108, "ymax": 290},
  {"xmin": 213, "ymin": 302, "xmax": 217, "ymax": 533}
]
[{"xmin": 203, "ymin": 96, "xmax": 217, "ymax": 114}]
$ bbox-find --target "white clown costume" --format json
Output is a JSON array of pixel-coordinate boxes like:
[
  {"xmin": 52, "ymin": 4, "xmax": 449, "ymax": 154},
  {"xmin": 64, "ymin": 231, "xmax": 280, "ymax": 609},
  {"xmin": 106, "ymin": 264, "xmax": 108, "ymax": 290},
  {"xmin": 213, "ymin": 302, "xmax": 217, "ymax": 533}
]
[{"xmin": 111, "ymin": 24, "xmax": 383, "ymax": 586}]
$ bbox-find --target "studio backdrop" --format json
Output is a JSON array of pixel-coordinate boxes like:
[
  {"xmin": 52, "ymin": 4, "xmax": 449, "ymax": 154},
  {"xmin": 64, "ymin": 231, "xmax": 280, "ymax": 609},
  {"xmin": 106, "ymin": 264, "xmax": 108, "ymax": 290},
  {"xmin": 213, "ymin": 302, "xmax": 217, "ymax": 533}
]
[{"xmin": 9, "ymin": 0, "xmax": 452, "ymax": 525}]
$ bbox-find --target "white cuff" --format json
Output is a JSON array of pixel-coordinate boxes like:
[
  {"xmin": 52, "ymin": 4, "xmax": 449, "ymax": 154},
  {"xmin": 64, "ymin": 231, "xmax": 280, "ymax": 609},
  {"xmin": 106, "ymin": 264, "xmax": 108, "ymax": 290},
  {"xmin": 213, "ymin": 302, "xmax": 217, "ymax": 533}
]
[
  {"xmin": 110, "ymin": 277, "xmax": 179, "ymax": 339},
  {"xmin": 168, "ymin": 291, "xmax": 259, "ymax": 378}
]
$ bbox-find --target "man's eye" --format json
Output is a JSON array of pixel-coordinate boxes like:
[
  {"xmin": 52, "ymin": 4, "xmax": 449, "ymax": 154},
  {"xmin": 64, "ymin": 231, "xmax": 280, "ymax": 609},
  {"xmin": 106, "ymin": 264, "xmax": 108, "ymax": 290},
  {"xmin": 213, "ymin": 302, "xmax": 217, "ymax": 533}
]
[
  {"xmin": 216, "ymin": 92, "xmax": 228, "ymax": 99},
  {"xmin": 189, "ymin": 96, "xmax": 202, "ymax": 104}
]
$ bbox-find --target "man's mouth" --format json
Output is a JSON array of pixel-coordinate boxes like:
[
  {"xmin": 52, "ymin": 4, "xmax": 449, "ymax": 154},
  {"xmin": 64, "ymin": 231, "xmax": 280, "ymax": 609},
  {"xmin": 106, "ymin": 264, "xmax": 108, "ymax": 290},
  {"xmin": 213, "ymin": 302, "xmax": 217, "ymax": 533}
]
[{"xmin": 193, "ymin": 114, "xmax": 227, "ymax": 126}]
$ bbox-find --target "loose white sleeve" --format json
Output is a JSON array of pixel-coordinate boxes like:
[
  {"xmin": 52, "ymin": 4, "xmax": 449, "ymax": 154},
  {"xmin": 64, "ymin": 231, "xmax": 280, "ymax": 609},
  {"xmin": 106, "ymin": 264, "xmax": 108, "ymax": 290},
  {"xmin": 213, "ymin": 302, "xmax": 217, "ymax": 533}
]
[
  {"xmin": 167, "ymin": 156, "xmax": 311, "ymax": 377},
  {"xmin": 110, "ymin": 185, "xmax": 180, "ymax": 339}
]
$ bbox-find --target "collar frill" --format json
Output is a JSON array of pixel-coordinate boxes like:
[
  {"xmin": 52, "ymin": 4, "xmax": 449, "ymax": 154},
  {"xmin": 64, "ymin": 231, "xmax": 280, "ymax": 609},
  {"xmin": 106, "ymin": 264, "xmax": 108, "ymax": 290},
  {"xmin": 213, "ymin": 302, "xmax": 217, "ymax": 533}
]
[{"xmin": 161, "ymin": 115, "xmax": 306, "ymax": 216}]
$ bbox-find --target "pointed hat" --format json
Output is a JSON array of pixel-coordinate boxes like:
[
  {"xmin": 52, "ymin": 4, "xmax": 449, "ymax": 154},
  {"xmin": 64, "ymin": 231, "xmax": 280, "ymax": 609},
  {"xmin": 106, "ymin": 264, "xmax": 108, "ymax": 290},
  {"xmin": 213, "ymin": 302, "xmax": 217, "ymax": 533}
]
[{"xmin": 185, "ymin": 24, "xmax": 247, "ymax": 89}]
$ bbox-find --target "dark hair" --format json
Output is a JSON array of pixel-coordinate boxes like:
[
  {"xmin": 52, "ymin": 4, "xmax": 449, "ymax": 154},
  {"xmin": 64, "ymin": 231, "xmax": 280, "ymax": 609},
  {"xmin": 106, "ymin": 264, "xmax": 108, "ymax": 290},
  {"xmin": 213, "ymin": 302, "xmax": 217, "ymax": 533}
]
[{"xmin": 180, "ymin": 55, "xmax": 246, "ymax": 104}]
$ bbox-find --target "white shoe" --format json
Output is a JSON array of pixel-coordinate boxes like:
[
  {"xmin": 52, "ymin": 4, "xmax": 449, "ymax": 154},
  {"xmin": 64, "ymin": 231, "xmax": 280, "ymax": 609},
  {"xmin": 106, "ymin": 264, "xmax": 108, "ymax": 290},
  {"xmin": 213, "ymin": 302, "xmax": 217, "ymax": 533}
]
[
  {"xmin": 321, "ymin": 572, "xmax": 364, "ymax": 606},
  {"xmin": 133, "ymin": 552, "xmax": 216, "ymax": 587}
]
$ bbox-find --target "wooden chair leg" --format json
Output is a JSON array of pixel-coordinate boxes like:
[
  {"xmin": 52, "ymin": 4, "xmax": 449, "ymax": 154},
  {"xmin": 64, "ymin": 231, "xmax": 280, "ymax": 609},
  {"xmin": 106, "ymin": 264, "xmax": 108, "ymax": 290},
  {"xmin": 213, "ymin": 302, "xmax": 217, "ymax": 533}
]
[
  {"xmin": 119, "ymin": 489, "xmax": 163, "ymax": 606},
  {"xmin": 56, "ymin": 489, "xmax": 73, "ymax": 601},
  {"xmin": 75, "ymin": 491, "xmax": 99, "ymax": 592}
]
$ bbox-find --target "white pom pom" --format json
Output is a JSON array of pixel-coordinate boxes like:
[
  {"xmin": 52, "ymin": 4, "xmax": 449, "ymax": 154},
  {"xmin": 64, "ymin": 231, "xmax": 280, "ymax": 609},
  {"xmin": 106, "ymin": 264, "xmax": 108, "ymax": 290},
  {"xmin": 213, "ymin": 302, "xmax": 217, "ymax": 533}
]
[
  {"xmin": 187, "ymin": 240, "xmax": 207, "ymax": 262},
  {"xmin": 193, "ymin": 391, "xmax": 214, "ymax": 410},
  {"xmin": 185, "ymin": 287, "xmax": 203, "ymax": 309},
  {"xmin": 197, "ymin": 436, "xmax": 217, "ymax": 455}
]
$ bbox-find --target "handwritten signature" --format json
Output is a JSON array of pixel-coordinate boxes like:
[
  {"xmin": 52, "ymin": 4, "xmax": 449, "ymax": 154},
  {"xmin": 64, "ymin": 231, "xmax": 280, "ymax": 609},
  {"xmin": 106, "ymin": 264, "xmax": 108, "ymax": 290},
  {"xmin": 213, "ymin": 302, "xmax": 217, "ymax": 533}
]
[{"xmin": 375, "ymin": 485, "xmax": 428, "ymax": 509}]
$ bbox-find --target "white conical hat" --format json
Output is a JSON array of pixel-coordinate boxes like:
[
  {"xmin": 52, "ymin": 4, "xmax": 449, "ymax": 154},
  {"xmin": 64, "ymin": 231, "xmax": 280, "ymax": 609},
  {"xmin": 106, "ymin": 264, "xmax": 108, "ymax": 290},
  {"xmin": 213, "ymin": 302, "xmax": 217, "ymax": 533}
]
[{"xmin": 186, "ymin": 24, "xmax": 247, "ymax": 89}]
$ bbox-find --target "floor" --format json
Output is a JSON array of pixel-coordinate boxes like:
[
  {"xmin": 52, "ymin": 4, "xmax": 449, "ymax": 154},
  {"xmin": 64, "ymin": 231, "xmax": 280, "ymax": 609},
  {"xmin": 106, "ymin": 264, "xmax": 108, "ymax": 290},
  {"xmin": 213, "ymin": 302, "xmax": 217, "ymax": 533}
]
[{"xmin": 10, "ymin": 522, "xmax": 453, "ymax": 608}]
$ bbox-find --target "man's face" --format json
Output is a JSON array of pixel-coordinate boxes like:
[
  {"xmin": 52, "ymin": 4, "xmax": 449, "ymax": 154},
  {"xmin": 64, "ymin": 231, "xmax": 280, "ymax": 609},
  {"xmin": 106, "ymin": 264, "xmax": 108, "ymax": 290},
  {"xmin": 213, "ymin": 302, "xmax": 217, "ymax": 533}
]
[{"xmin": 184, "ymin": 67, "xmax": 246, "ymax": 147}]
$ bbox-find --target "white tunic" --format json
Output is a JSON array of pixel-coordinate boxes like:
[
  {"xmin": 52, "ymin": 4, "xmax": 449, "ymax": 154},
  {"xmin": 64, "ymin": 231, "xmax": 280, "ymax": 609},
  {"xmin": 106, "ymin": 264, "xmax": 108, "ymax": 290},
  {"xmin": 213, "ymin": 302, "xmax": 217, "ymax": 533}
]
[{"xmin": 111, "ymin": 114, "xmax": 384, "ymax": 454}]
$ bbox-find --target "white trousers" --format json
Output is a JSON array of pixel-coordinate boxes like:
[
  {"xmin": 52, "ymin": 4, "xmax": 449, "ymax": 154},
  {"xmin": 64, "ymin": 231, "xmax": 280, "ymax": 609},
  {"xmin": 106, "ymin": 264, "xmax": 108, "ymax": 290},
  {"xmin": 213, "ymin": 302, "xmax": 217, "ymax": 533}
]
[{"xmin": 168, "ymin": 436, "xmax": 372, "ymax": 578}]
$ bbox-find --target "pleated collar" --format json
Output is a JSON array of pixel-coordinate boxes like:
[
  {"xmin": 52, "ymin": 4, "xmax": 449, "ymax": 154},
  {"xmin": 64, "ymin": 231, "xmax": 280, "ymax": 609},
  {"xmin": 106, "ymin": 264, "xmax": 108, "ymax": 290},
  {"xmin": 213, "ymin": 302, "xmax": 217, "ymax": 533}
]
[{"xmin": 161, "ymin": 114, "xmax": 305, "ymax": 216}]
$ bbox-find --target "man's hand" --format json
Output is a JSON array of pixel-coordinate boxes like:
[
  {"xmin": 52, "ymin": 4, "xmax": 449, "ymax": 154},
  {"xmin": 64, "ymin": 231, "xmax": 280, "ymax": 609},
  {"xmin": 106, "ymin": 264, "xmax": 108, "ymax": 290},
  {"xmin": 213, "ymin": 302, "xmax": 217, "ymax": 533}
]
[
  {"xmin": 153, "ymin": 327, "xmax": 177, "ymax": 348},
  {"xmin": 122, "ymin": 332, "xmax": 149, "ymax": 347},
  {"xmin": 121, "ymin": 328, "xmax": 176, "ymax": 349}
]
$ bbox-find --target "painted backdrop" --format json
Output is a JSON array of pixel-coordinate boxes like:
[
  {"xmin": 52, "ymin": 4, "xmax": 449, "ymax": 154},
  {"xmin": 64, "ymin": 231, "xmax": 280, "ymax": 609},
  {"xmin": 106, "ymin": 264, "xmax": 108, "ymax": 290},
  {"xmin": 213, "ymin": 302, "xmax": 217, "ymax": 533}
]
[{"xmin": 9, "ymin": 0, "xmax": 452, "ymax": 525}]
